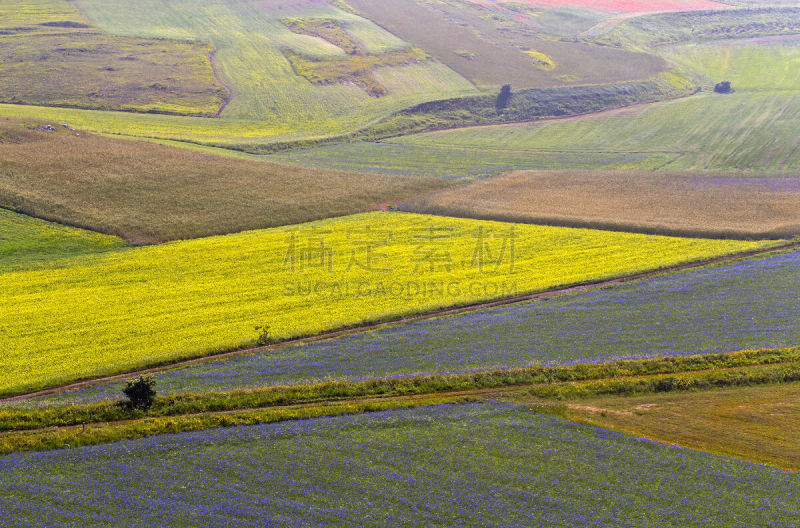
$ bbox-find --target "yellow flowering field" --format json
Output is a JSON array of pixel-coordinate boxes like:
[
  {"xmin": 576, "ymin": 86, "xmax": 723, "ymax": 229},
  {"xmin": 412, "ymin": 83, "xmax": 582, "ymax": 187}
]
[{"xmin": 0, "ymin": 212, "xmax": 774, "ymax": 395}]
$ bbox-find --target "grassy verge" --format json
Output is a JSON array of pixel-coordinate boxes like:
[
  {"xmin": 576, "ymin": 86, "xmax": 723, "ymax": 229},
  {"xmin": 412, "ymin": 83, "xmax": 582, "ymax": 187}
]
[
  {"xmin": 1, "ymin": 348, "xmax": 796, "ymax": 442},
  {"xmin": 0, "ymin": 395, "xmax": 468, "ymax": 455}
]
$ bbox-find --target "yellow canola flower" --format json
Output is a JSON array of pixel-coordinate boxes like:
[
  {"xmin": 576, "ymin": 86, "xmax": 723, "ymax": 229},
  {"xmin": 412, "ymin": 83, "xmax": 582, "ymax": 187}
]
[{"xmin": 0, "ymin": 212, "xmax": 772, "ymax": 395}]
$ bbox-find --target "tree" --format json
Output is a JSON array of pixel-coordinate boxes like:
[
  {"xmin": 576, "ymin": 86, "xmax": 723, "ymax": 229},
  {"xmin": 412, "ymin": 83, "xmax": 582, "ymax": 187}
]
[
  {"xmin": 122, "ymin": 376, "xmax": 156, "ymax": 411},
  {"xmin": 714, "ymin": 81, "xmax": 732, "ymax": 94},
  {"xmin": 496, "ymin": 84, "xmax": 512, "ymax": 112}
]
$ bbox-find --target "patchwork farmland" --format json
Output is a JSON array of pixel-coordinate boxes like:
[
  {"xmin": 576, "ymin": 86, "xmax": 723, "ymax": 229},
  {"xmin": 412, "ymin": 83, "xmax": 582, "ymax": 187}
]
[
  {"xmin": 271, "ymin": 35, "xmax": 800, "ymax": 173},
  {"xmin": 0, "ymin": 117, "xmax": 446, "ymax": 242},
  {"xmin": 1, "ymin": 211, "xmax": 769, "ymax": 396},
  {"xmin": 2, "ymin": 0, "xmax": 800, "ymax": 525},
  {"xmin": 23, "ymin": 249, "xmax": 800, "ymax": 406}
]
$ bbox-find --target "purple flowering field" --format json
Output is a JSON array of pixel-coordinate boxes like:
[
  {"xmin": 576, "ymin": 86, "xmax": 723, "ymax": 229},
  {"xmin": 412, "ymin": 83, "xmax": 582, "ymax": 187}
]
[
  {"xmin": 1, "ymin": 403, "xmax": 797, "ymax": 527},
  {"xmin": 24, "ymin": 250, "xmax": 800, "ymax": 408}
]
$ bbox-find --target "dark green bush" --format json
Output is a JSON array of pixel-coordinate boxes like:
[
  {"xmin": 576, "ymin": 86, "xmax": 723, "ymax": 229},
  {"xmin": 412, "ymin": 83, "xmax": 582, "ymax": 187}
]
[{"xmin": 122, "ymin": 376, "xmax": 156, "ymax": 411}]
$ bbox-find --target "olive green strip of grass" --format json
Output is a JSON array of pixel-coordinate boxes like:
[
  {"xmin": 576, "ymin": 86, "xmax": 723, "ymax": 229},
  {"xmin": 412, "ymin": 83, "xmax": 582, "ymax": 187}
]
[
  {"xmin": 0, "ymin": 396, "xmax": 470, "ymax": 455},
  {"xmin": 1, "ymin": 348, "xmax": 797, "ymax": 454},
  {"xmin": 0, "ymin": 117, "xmax": 447, "ymax": 243}
]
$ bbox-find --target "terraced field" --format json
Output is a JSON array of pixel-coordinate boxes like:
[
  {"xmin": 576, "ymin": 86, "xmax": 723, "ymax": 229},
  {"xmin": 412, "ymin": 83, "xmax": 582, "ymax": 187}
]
[
  {"xmin": 31, "ymin": 249, "xmax": 800, "ymax": 404},
  {"xmin": 0, "ymin": 404, "xmax": 797, "ymax": 527}
]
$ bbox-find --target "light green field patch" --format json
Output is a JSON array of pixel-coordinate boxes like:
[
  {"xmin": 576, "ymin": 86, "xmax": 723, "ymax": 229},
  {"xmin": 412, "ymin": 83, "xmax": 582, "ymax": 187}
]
[
  {"xmin": 389, "ymin": 40, "xmax": 800, "ymax": 173},
  {"xmin": 660, "ymin": 37, "xmax": 800, "ymax": 92},
  {"xmin": 0, "ymin": 209, "xmax": 124, "ymax": 271},
  {"xmin": 65, "ymin": 0, "xmax": 476, "ymax": 135},
  {"xmin": 265, "ymin": 140, "xmax": 669, "ymax": 179},
  {"xmin": 0, "ymin": 212, "xmax": 771, "ymax": 395}
]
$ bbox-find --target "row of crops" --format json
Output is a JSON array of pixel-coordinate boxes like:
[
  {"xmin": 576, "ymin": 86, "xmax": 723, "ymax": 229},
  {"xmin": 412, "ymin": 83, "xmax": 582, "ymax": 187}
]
[{"xmin": 1, "ymin": 403, "xmax": 797, "ymax": 526}]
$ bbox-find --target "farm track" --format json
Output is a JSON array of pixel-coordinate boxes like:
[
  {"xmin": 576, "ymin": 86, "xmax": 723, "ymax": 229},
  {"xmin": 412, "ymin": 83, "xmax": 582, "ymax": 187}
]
[
  {"xmin": 210, "ymin": 50, "xmax": 233, "ymax": 118},
  {"xmin": 3, "ymin": 240, "xmax": 798, "ymax": 404}
]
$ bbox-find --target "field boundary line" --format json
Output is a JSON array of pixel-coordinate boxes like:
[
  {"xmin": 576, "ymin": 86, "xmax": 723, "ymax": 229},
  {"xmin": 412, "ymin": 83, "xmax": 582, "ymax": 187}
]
[{"xmin": 3, "ymin": 240, "xmax": 798, "ymax": 403}]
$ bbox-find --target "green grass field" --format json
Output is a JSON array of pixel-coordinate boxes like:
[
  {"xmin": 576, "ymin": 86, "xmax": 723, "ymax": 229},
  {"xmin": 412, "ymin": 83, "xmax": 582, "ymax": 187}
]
[
  {"xmin": 63, "ymin": 0, "xmax": 476, "ymax": 139},
  {"xmin": 0, "ymin": 209, "xmax": 123, "ymax": 271},
  {"xmin": 402, "ymin": 93, "xmax": 800, "ymax": 172},
  {"xmin": 0, "ymin": 212, "xmax": 771, "ymax": 396},
  {"xmin": 265, "ymin": 140, "xmax": 670, "ymax": 179},
  {"xmin": 326, "ymin": 38, "xmax": 800, "ymax": 174},
  {"xmin": 0, "ymin": 117, "xmax": 445, "ymax": 242}
]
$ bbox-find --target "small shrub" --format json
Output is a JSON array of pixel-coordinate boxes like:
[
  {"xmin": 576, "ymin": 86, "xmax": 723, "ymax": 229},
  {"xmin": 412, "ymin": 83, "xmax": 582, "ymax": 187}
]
[
  {"xmin": 255, "ymin": 324, "xmax": 272, "ymax": 346},
  {"xmin": 654, "ymin": 377, "xmax": 678, "ymax": 392},
  {"xmin": 122, "ymin": 376, "xmax": 156, "ymax": 411},
  {"xmin": 714, "ymin": 81, "xmax": 733, "ymax": 94}
]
